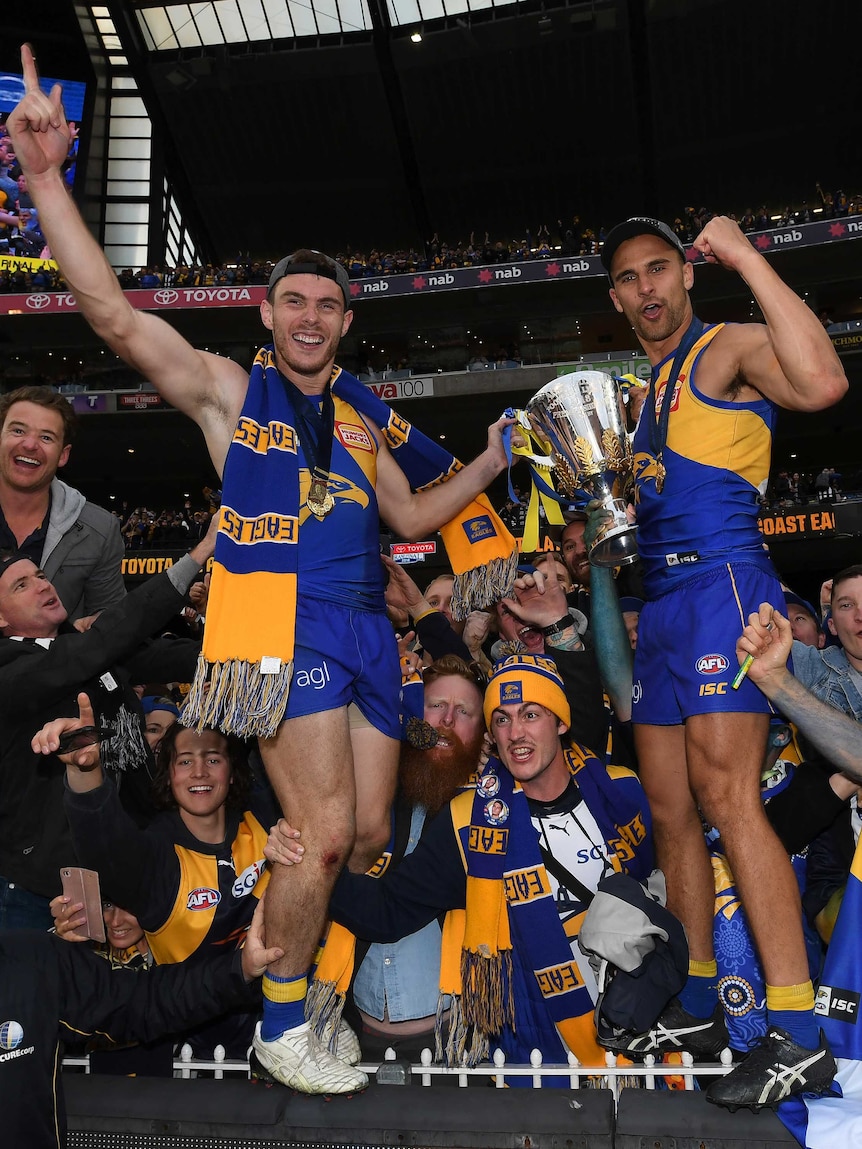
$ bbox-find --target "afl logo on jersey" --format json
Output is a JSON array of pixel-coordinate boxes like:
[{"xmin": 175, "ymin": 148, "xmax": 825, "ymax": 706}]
[
  {"xmin": 187, "ymin": 887, "xmax": 221, "ymax": 911},
  {"xmin": 695, "ymin": 654, "xmax": 730, "ymax": 675}
]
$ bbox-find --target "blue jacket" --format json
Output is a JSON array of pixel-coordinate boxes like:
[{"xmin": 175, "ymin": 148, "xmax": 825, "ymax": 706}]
[{"xmin": 792, "ymin": 641, "xmax": 862, "ymax": 722}]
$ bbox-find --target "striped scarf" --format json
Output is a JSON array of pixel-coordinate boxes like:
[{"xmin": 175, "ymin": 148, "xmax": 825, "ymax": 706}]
[
  {"xmin": 441, "ymin": 746, "xmax": 653, "ymax": 1068},
  {"xmin": 184, "ymin": 348, "xmax": 517, "ymax": 738}
]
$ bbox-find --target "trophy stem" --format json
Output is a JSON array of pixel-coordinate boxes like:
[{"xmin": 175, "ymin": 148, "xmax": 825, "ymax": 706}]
[{"xmin": 588, "ymin": 497, "xmax": 639, "ymax": 568}]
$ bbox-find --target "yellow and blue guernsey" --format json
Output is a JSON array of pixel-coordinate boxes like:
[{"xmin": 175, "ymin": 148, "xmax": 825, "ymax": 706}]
[
  {"xmin": 632, "ymin": 321, "xmax": 777, "ymax": 599},
  {"xmin": 65, "ymin": 781, "xmax": 273, "ymax": 967},
  {"xmin": 296, "ymin": 391, "xmax": 384, "ymax": 612}
]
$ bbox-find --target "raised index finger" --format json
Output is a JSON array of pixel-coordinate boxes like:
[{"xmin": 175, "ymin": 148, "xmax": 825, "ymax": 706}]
[{"xmin": 20, "ymin": 43, "xmax": 41, "ymax": 92}]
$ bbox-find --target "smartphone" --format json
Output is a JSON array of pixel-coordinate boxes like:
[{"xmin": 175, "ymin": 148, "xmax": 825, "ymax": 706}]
[
  {"xmin": 60, "ymin": 867, "xmax": 106, "ymax": 943},
  {"xmin": 56, "ymin": 726, "xmax": 100, "ymax": 756}
]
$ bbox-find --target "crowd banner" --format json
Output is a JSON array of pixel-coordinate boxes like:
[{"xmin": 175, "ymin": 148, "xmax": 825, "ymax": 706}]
[
  {"xmin": 2, "ymin": 217, "xmax": 861, "ymax": 316},
  {"xmin": 0, "ymin": 254, "xmax": 58, "ymax": 274}
]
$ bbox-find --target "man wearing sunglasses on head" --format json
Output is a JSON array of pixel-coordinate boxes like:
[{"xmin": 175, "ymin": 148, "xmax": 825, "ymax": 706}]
[{"xmin": 0, "ymin": 516, "xmax": 218, "ymax": 932}]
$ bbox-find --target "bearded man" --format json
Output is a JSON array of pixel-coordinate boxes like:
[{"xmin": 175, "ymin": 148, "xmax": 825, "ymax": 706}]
[{"xmin": 348, "ymin": 654, "xmax": 488, "ymax": 1059}]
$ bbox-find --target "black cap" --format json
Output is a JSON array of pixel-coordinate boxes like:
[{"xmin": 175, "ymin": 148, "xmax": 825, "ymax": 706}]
[
  {"xmin": 267, "ymin": 250, "xmax": 351, "ymax": 308},
  {"xmin": 0, "ymin": 551, "xmax": 32, "ymax": 581},
  {"xmin": 600, "ymin": 217, "xmax": 687, "ymax": 276}
]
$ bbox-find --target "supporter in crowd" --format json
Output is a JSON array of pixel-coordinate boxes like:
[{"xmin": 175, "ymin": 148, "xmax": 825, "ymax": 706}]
[
  {"xmin": 141, "ymin": 694, "xmax": 180, "ymax": 754},
  {"xmin": 601, "ymin": 213, "xmax": 846, "ymax": 1108},
  {"xmin": 530, "ymin": 549, "xmax": 574, "ymax": 594},
  {"xmin": 49, "ymin": 891, "xmax": 170, "ymax": 1075},
  {"xmin": 0, "ymin": 386, "xmax": 125, "ymax": 621},
  {"xmin": 618, "ymin": 596, "xmax": 643, "ymax": 651},
  {"xmin": 331, "ymin": 654, "xmax": 489, "ymax": 1061},
  {"xmin": 739, "ymin": 601, "xmax": 862, "ymax": 789},
  {"xmin": 783, "ymin": 591, "xmax": 825, "ymax": 649},
  {"xmin": 787, "ymin": 565, "xmax": 862, "ymax": 723},
  {"xmin": 560, "ymin": 513, "xmax": 591, "ymax": 604},
  {"xmin": 737, "ymin": 601, "xmax": 862, "ymax": 946},
  {"xmin": 382, "ymin": 558, "xmax": 493, "ymax": 669},
  {"xmin": 311, "ymin": 654, "xmax": 656, "ymax": 1075},
  {"xmin": 0, "ymin": 516, "xmax": 211, "ymax": 930},
  {"xmin": 1, "ymin": 897, "xmax": 280, "ymax": 1148},
  {"xmin": 0, "ymin": 136, "xmax": 19, "ymax": 207},
  {"xmin": 52, "ymin": 698, "xmax": 278, "ymax": 1058}
]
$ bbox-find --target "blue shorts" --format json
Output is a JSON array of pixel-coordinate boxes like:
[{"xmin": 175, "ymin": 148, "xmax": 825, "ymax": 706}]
[
  {"xmin": 631, "ymin": 561, "xmax": 783, "ymax": 725},
  {"xmin": 283, "ymin": 597, "xmax": 401, "ymax": 739}
]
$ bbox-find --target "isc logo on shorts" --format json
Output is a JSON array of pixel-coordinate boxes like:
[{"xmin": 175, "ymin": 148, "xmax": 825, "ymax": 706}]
[
  {"xmin": 695, "ymin": 654, "xmax": 729, "ymax": 675},
  {"xmin": 815, "ymin": 984, "xmax": 860, "ymax": 1023}
]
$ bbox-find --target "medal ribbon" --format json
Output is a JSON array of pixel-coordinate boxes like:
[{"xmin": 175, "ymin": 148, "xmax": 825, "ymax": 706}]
[
  {"xmin": 644, "ymin": 315, "xmax": 704, "ymax": 489},
  {"xmin": 282, "ymin": 374, "xmax": 335, "ymax": 509}
]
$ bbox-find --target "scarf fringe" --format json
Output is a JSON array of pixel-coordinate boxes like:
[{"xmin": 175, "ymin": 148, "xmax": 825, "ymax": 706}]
[
  {"xmin": 460, "ymin": 948, "xmax": 515, "ymax": 1037},
  {"xmin": 305, "ymin": 978, "xmax": 345, "ymax": 1052},
  {"xmin": 101, "ymin": 703, "xmax": 149, "ymax": 774},
  {"xmin": 182, "ymin": 652, "xmax": 293, "ymax": 738},
  {"xmin": 451, "ymin": 552, "xmax": 520, "ymax": 621},
  {"xmin": 435, "ymin": 993, "xmax": 490, "ymax": 1068}
]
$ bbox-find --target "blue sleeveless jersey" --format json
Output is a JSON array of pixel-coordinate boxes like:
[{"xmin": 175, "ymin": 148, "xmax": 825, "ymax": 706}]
[
  {"xmin": 297, "ymin": 381, "xmax": 385, "ymax": 612},
  {"xmin": 632, "ymin": 323, "xmax": 777, "ymax": 598}
]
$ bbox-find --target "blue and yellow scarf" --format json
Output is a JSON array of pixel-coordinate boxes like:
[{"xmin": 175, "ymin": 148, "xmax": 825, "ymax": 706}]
[
  {"xmin": 184, "ymin": 348, "xmax": 517, "ymax": 737},
  {"xmin": 443, "ymin": 746, "xmax": 653, "ymax": 1069}
]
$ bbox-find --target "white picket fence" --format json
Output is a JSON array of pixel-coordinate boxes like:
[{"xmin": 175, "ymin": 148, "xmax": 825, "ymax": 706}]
[{"xmin": 63, "ymin": 1045, "xmax": 736, "ymax": 1097}]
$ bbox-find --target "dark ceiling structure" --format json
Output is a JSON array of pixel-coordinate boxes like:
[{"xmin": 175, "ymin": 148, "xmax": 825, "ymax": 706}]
[{"xmin": 101, "ymin": 0, "xmax": 861, "ymax": 264}]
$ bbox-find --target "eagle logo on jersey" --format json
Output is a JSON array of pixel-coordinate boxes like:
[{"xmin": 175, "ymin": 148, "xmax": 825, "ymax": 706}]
[{"xmin": 633, "ymin": 451, "xmax": 663, "ymax": 499}]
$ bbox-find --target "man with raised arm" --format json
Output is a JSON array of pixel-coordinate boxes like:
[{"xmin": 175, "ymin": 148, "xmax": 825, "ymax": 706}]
[
  {"xmin": 8, "ymin": 45, "xmax": 518, "ymax": 1094},
  {"xmin": 598, "ymin": 215, "xmax": 846, "ymax": 1108}
]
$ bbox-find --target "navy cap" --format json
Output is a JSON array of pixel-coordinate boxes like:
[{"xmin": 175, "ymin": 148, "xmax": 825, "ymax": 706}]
[
  {"xmin": 267, "ymin": 250, "xmax": 351, "ymax": 308},
  {"xmin": 784, "ymin": 591, "xmax": 819, "ymax": 621},
  {"xmin": 601, "ymin": 217, "xmax": 687, "ymax": 275}
]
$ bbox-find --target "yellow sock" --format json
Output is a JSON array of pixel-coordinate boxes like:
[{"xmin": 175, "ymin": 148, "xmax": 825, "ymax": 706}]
[{"xmin": 766, "ymin": 982, "xmax": 815, "ymax": 1013}]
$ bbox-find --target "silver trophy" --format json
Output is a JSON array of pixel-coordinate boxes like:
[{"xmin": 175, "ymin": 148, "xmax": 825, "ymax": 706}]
[{"xmin": 525, "ymin": 370, "xmax": 637, "ymax": 568}]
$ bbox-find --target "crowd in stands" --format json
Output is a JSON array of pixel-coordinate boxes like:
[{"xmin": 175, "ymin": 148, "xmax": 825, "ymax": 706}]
[
  {"xmin": 0, "ymin": 161, "xmax": 858, "ymax": 295},
  {"xmin": 117, "ymin": 502, "xmax": 214, "ymax": 548}
]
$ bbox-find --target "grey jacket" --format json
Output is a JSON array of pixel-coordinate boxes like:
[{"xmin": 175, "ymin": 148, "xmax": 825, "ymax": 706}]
[
  {"xmin": 792, "ymin": 640, "xmax": 862, "ymax": 723},
  {"xmin": 39, "ymin": 479, "xmax": 126, "ymax": 622}
]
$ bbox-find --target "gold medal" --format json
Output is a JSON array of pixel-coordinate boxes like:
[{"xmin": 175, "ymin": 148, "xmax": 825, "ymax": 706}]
[
  {"xmin": 307, "ymin": 479, "xmax": 334, "ymax": 518},
  {"xmin": 654, "ymin": 456, "xmax": 666, "ymax": 494}
]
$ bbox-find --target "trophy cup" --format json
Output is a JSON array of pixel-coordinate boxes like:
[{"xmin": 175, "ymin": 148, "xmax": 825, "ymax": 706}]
[{"xmin": 525, "ymin": 370, "xmax": 637, "ymax": 568}]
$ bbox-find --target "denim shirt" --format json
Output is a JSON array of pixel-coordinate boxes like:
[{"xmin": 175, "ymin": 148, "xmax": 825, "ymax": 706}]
[
  {"xmin": 352, "ymin": 805, "xmax": 446, "ymax": 1022},
  {"xmin": 792, "ymin": 641, "xmax": 862, "ymax": 722}
]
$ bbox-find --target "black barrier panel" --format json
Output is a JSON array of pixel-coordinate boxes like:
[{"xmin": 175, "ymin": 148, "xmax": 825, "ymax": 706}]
[
  {"xmin": 615, "ymin": 1089, "xmax": 797, "ymax": 1149},
  {"xmin": 833, "ymin": 501, "xmax": 862, "ymax": 537},
  {"xmin": 66, "ymin": 1076, "xmax": 614, "ymax": 1147}
]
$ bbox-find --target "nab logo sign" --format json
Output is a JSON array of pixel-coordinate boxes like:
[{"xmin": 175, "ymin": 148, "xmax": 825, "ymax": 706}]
[
  {"xmin": 695, "ymin": 654, "xmax": 729, "ymax": 675},
  {"xmin": 187, "ymin": 887, "xmax": 221, "ymax": 911}
]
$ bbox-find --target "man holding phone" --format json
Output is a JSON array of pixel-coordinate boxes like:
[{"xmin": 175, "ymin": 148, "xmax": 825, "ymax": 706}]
[
  {"xmin": 0, "ymin": 516, "xmax": 217, "ymax": 930},
  {"xmin": 1, "ymin": 897, "xmax": 282, "ymax": 1149}
]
